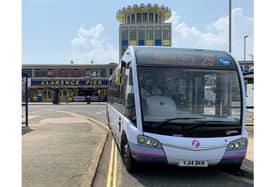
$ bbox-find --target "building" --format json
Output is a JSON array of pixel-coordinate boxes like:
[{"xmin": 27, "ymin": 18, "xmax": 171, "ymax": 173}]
[
  {"xmin": 238, "ymin": 60, "xmax": 254, "ymax": 72},
  {"xmin": 238, "ymin": 60, "xmax": 254, "ymax": 110},
  {"xmin": 116, "ymin": 3, "xmax": 172, "ymax": 57},
  {"xmin": 22, "ymin": 63, "xmax": 117, "ymax": 102}
]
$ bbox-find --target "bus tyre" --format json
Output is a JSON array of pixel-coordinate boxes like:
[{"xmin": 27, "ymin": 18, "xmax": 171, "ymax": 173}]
[
  {"xmin": 222, "ymin": 163, "xmax": 242, "ymax": 172},
  {"xmin": 121, "ymin": 137, "xmax": 137, "ymax": 173},
  {"xmin": 229, "ymin": 163, "xmax": 242, "ymax": 171}
]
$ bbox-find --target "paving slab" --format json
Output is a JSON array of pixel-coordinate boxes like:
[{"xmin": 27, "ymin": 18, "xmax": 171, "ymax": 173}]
[{"xmin": 22, "ymin": 110, "xmax": 107, "ymax": 187}]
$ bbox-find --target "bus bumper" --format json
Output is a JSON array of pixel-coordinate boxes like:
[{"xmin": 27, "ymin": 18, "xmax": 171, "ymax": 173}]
[
  {"xmin": 162, "ymin": 144, "xmax": 246, "ymax": 166},
  {"xmin": 218, "ymin": 148, "xmax": 247, "ymax": 165}
]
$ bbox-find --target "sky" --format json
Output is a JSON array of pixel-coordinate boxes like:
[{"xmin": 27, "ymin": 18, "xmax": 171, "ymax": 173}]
[{"xmin": 22, "ymin": 0, "xmax": 254, "ymax": 64}]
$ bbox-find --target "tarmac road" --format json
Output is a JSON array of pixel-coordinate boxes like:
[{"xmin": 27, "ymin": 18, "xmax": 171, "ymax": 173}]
[
  {"xmin": 26, "ymin": 103, "xmax": 253, "ymax": 187},
  {"xmin": 94, "ymin": 134, "xmax": 253, "ymax": 187}
]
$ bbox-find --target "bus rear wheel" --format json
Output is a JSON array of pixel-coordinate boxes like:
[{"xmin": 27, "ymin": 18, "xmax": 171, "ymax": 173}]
[{"xmin": 121, "ymin": 137, "xmax": 137, "ymax": 172}]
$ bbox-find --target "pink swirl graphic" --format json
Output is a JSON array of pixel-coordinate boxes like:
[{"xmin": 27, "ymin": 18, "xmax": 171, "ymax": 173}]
[{"xmin": 192, "ymin": 140, "xmax": 200, "ymax": 148}]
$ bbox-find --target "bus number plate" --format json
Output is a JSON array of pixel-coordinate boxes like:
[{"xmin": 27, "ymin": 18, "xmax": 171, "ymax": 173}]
[{"xmin": 178, "ymin": 160, "xmax": 208, "ymax": 167}]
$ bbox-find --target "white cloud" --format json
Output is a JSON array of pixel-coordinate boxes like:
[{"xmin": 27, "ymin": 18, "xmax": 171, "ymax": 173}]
[
  {"xmin": 168, "ymin": 8, "xmax": 254, "ymax": 60},
  {"xmin": 70, "ymin": 24, "xmax": 118, "ymax": 64},
  {"xmin": 70, "ymin": 8, "xmax": 253, "ymax": 64}
]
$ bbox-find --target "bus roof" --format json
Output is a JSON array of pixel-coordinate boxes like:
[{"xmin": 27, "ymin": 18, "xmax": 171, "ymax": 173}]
[{"xmin": 132, "ymin": 46, "xmax": 237, "ymax": 70}]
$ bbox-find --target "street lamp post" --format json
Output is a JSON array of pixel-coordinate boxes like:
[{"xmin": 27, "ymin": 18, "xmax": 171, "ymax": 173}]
[
  {"xmin": 244, "ymin": 35, "xmax": 248, "ymax": 69},
  {"xmin": 22, "ymin": 72, "xmax": 28, "ymax": 126},
  {"xmin": 229, "ymin": 0, "xmax": 232, "ymax": 53}
]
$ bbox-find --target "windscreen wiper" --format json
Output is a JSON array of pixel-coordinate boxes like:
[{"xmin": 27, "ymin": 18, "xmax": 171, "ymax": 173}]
[
  {"xmin": 154, "ymin": 117, "xmax": 205, "ymax": 128},
  {"xmin": 193, "ymin": 120, "xmax": 240, "ymax": 125},
  {"xmin": 183, "ymin": 123, "xmax": 240, "ymax": 132}
]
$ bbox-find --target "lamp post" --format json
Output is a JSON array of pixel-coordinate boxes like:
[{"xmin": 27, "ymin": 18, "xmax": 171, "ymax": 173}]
[
  {"xmin": 229, "ymin": 0, "xmax": 232, "ymax": 53},
  {"xmin": 22, "ymin": 72, "xmax": 28, "ymax": 126},
  {"xmin": 244, "ymin": 35, "xmax": 248, "ymax": 69}
]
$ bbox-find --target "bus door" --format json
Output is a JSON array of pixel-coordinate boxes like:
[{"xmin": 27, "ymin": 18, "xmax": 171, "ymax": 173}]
[
  {"xmin": 116, "ymin": 62, "xmax": 136, "ymax": 145},
  {"xmin": 110, "ymin": 62, "xmax": 128, "ymax": 145}
]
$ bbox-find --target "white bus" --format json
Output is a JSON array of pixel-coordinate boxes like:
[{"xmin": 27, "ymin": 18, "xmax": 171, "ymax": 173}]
[{"xmin": 107, "ymin": 46, "xmax": 248, "ymax": 172}]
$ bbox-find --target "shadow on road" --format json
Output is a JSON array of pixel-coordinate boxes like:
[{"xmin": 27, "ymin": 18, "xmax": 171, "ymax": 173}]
[
  {"xmin": 126, "ymin": 163, "xmax": 253, "ymax": 187},
  {"xmin": 22, "ymin": 126, "xmax": 33, "ymax": 135}
]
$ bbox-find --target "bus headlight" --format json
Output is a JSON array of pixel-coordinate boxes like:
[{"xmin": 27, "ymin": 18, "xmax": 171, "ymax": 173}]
[
  {"xmin": 227, "ymin": 138, "xmax": 247, "ymax": 150},
  {"xmin": 137, "ymin": 135, "xmax": 162, "ymax": 149}
]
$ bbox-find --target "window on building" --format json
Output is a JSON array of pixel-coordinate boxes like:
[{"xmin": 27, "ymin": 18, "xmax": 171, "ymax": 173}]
[
  {"xmin": 91, "ymin": 71, "xmax": 97, "ymax": 77},
  {"xmin": 42, "ymin": 70, "xmax": 48, "ymax": 77},
  {"xmin": 100, "ymin": 69, "xmax": 106, "ymax": 77},
  {"xmin": 155, "ymin": 26, "xmax": 162, "ymax": 40},
  {"xmin": 80, "ymin": 70, "xmax": 85, "ymax": 77},
  {"xmin": 64, "ymin": 70, "xmax": 72, "ymax": 77},
  {"xmin": 130, "ymin": 27, "xmax": 136, "ymax": 40},
  {"xmin": 143, "ymin": 13, "xmax": 148, "ymax": 23},
  {"xmin": 85, "ymin": 69, "xmax": 92, "ymax": 77},
  {"xmin": 22, "ymin": 69, "xmax": 32, "ymax": 78},
  {"xmin": 131, "ymin": 14, "xmax": 135, "ymax": 24},
  {"xmin": 127, "ymin": 15, "xmax": 130, "ymax": 24},
  {"xmin": 121, "ymin": 27, "xmax": 128, "ymax": 40},
  {"xmin": 73, "ymin": 69, "xmax": 78, "ymax": 77},
  {"xmin": 53, "ymin": 70, "xmax": 60, "ymax": 77},
  {"xmin": 146, "ymin": 26, "xmax": 153, "ymax": 40},
  {"xmin": 149, "ymin": 13, "xmax": 153, "ymax": 23},
  {"xmin": 163, "ymin": 26, "xmax": 171, "ymax": 40},
  {"xmin": 138, "ymin": 27, "xmax": 145, "ymax": 40},
  {"xmin": 155, "ymin": 13, "xmax": 158, "ymax": 23},
  {"xmin": 47, "ymin": 69, "xmax": 53, "ymax": 77},
  {"xmin": 137, "ymin": 13, "xmax": 141, "ymax": 23},
  {"xmin": 34, "ymin": 69, "xmax": 40, "ymax": 77},
  {"xmin": 34, "ymin": 69, "xmax": 48, "ymax": 77}
]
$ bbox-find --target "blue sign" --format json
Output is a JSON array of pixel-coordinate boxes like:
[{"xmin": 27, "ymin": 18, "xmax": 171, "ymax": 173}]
[{"xmin": 219, "ymin": 58, "xmax": 231, "ymax": 66}]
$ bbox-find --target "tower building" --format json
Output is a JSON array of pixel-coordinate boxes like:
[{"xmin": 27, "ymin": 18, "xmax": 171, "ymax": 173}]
[{"xmin": 116, "ymin": 3, "xmax": 172, "ymax": 57}]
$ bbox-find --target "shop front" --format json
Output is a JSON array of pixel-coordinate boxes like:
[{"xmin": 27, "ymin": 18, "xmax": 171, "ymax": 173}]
[{"xmin": 30, "ymin": 79, "xmax": 109, "ymax": 102}]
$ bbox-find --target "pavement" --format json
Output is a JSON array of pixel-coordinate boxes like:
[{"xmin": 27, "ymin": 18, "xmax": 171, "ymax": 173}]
[
  {"xmin": 22, "ymin": 110, "xmax": 108, "ymax": 187},
  {"xmin": 243, "ymin": 110, "xmax": 254, "ymax": 174}
]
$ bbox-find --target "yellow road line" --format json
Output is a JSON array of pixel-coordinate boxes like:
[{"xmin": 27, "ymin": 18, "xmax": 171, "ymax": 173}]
[
  {"xmin": 106, "ymin": 139, "xmax": 115, "ymax": 187},
  {"xmin": 112, "ymin": 143, "xmax": 118, "ymax": 187}
]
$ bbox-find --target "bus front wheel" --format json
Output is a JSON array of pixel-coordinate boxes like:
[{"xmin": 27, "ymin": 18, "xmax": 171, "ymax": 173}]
[
  {"xmin": 121, "ymin": 136, "xmax": 137, "ymax": 172},
  {"xmin": 220, "ymin": 163, "xmax": 242, "ymax": 172}
]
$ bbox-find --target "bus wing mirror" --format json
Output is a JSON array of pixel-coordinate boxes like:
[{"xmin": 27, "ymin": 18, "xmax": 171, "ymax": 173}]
[{"xmin": 121, "ymin": 61, "xmax": 126, "ymax": 69}]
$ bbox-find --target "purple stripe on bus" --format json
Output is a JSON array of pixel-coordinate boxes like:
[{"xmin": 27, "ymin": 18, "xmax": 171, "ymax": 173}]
[
  {"xmin": 222, "ymin": 148, "xmax": 246, "ymax": 157},
  {"xmin": 222, "ymin": 154, "xmax": 245, "ymax": 159}
]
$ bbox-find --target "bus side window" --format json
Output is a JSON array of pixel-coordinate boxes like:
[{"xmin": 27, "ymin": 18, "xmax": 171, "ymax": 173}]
[{"xmin": 125, "ymin": 67, "xmax": 136, "ymax": 124}]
